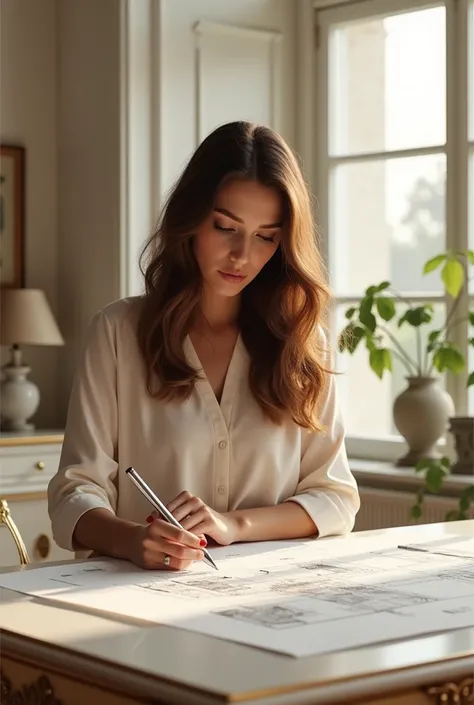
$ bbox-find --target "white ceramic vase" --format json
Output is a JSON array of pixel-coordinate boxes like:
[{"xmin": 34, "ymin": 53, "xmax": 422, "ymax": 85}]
[
  {"xmin": 0, "ymin": 365, "xmax": 40, "ymax": 431},
  {"xmin": 393, "ymin": 376, "xmax": 455, "ymax": 467}
]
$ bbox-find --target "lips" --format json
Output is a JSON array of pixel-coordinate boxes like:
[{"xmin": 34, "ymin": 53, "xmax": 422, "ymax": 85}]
[{"xmin": 218, "ymin": 270, "xmax": 247, "ymax": 283}]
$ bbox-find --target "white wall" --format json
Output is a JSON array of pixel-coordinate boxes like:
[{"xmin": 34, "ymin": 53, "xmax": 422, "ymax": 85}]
[
  {"xmin": 56, "ymin": 0, "xmax": 122, "ymax": 419},
  {"xmin": 0, "ymin": 0, "xmax": 59, "ymax": 429},
  {"xmin": 2, "ymin": 0, "xmax": 301, "ymax": 427},
  {"xmin": 125, "ymin": 0, "xmax": 298, "ymax": 294},
  {"xmin": 160, "ymin": 0, "xmax": 296, "ymax": 196},
  {"xmin": 59, "ymin": 0, "xmax": 300, "ymax": 421}
]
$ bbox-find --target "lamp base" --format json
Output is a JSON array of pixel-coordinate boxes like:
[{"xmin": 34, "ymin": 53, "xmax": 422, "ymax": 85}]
[
  {"xmin": 0, "ymin": 365, "xmax": 39, "ymax": 432},
  {"xmin": 1, "ymin": 419, "xmax": 36, "ymax": 432}
]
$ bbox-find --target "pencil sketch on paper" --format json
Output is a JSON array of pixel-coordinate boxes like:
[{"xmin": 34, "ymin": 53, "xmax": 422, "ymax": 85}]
[
  {"xmin": 176, "ymin": 577, "xmax": 253, "ymax": 594},
  {"xmin": 136, "ymin": 575, "xmax": 254, "ymax": 598},
  {"xmin": 216, "ymin": 603, "xmax": 322, "ymax": 629},
  {"xmin": 436, "ymin": 567, "xmax": 474, "ymax": 583},
  {"xmin": 297, "ymin": 562, "xmax": 352, "ymax": 572},
  {"xmin": 41, "ymin": 564, "xmax": 111, "ymax": 587},
  {"xmin": 313, "ymin": 587, "xmax": 435, "ymax": 612},
  {"xmin": 212, "ymin": 585, "xmax": 437, "ymax": 630},
  {"xmin": 2, "ymin": 538, "xmax": 474, "ymax": 658}
]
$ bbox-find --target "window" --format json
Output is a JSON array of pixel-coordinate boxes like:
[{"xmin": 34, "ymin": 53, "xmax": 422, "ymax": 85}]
[
  {"xmin": 315, "ymin": 0, "xmax": 473, "ymax": 460},
  {"xmin": 469, "ymin": 0, "xmax": 474, "ymax": 414}
]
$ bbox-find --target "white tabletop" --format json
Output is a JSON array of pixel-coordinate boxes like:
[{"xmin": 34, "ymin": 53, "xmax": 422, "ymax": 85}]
[{"xmin": 2, "ymin": 521, "xmax": 474, "ymax": 705}]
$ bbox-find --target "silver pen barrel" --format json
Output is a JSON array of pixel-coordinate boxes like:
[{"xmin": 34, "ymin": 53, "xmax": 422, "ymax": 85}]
[{"xmin": 126, "ymin": 467, "xmax": 218, "ymax": 570}]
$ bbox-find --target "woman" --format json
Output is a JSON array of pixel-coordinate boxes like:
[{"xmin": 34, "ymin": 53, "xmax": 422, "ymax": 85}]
[{"xmin": 48, "ymin": 121, "xmax": 360, "ymax": 571}]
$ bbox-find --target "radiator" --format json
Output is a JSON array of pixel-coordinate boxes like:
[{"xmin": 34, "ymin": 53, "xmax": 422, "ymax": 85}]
[{"xmin": 354, "ymin": 487, "xmax": 472, "ymax": 532}]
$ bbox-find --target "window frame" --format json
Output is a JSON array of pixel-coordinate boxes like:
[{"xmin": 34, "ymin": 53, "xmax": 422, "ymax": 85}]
[{"xmin": 313, "ymin": 0, "xmax": 472, "ymax": 461}]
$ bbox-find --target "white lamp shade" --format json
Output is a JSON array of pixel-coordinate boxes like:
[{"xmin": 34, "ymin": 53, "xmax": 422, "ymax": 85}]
[{"xmin": 1, "ymin": 289, "xmax": 64, "ymax": 346}]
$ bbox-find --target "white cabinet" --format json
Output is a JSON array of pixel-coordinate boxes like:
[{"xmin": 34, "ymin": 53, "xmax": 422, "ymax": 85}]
[{"xmin": 0, "ymin": 432, "xmax": 73, "ymax": 567}]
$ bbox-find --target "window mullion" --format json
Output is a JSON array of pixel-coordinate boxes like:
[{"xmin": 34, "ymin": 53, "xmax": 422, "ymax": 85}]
[
  {"xmin": 315, "ymin": 12, "xmax": 330, "ymax": 269},
  {"xmin": 446, "ymin": 0, "xmax": 470, "ymax": 414},
  {"xmin": 336, "ymin": 293, "xmax": 447, "ymax": 303}
]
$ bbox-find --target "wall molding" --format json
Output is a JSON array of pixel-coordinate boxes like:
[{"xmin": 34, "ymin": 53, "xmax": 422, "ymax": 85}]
[
  {"xmin": 295, "ymin": 0, "xmax": 317, "ymax": 189},
  {"xmin": 120, "ymin": 0, "xmax": 163, "ymax": 296},
  {"xmin": 193, "ymin": 20, "xmax": 283, "ymax": 43},
  {"xmin": 119, "ymin": 0, "xmax": 130, "ymax": 299},
  {"xmin": 313, "ymin": 0, "xmax": 443, "ymax": 15},
  {"xmin": 192, "ymin": 20, "xmax": 283, "ymax": 145}
]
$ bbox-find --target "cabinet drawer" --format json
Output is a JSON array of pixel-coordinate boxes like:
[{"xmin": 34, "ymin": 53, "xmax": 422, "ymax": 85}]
[
  {"xmin": 0, "ymin": 496, "xmax": 72, "ymax": 568},
  {"xmin": 0, "ymin": 444, "xmax": 61, "ymax": 494}
]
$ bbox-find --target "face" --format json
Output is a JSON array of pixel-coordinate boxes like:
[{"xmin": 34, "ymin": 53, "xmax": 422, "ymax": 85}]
[{"xmin": 193, "ymin": 179, "xmax": 283, "ymax": 299}]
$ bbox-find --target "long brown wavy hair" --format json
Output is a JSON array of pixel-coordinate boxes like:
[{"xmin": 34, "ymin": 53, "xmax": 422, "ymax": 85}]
[{"xmin": 137, "ymin": 121, "xmax": 332, "ymax": 431}]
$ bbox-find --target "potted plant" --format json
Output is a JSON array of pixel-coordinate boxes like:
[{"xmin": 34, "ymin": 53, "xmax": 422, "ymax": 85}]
[
  {"xmin": 411, "ymin": 455, "xmax": 474, "ymax": 522},
  {"xmin": 338, "ymin": 249, "xmax": 474, "ymax": 466},
  {"xmin": 448, "ymin": 416, "xmax": 474, "ymax": 475}
]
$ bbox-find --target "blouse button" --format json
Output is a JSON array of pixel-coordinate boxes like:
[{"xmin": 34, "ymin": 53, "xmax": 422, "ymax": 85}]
[
  {"xmin": 218, "ymin": 485, "xmax": 227, "ymax": 494},
  {"xmin": 218, "ymin": 440, "xmax": 228, "ymax": 449}
]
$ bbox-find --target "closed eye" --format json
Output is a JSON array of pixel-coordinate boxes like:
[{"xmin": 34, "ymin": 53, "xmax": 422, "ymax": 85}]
[
  {"xmin": 215, "ymin": 222, "xmax": 276, "ymax": 243},
  {"xmin": 214, "ymin": 223, "xmax": 236, "ymax": 233}
]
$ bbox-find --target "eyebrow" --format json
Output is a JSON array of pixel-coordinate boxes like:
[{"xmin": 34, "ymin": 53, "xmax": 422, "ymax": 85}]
[{"xmin": 214, "ymin": 208, "xmax": 282, "ymax": 229}]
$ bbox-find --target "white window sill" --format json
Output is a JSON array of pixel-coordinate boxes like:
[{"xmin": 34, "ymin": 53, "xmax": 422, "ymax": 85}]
[
  {"xmin": 346, "ymin": 435, "xmax": 412, "ymax": 463},
  {"xmin": 349, "ymin": 457, "xmax": 473, "ymax": 498},
  {"xmin": 345, "ymin": 434, "xmax": 452, "ymax": 464}
]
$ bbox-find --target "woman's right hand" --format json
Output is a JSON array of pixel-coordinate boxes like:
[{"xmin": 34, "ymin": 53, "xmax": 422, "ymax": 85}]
[{"xmin": 126, "ymin": 518, "xmax": 206, "ymax": 570}]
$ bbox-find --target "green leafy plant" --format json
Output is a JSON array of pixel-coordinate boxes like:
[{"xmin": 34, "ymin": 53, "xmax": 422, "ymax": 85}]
[
  {"xmin": 410, "ymin": 456, "xmax": 474, "ymax": 522},
  {"xmin": 338, "ymin": 249, "xmax": 474, "ymax": 383},
  {"xmin": 338, "ymin": 248, "xmax": 474, "ymax": 522}
]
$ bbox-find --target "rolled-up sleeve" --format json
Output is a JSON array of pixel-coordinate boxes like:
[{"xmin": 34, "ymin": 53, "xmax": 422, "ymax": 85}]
[
  {"xmin": 285, "ymin": 357, "xmax": 360, "ymax": 538},
  {"xmin": 48, "ymin": 310, "xmax": 119, "ymax": 551}
]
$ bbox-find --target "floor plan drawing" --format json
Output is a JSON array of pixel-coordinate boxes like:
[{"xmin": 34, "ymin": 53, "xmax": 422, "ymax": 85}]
[
  {"xmin": 1, "ymin": 536, "xmax": 474, "ymax": 657},
  {"xmin": 216, "ymin": 604, "xmax": 323, "ymax": 629}
]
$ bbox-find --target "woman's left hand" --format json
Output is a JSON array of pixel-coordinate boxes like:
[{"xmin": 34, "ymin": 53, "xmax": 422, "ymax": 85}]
[{"xmin": 158, "ymin": 491, "xmax": 239, "ymax": 546}]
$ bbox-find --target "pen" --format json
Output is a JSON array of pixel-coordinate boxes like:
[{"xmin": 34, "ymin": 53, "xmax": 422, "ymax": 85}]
[
  {"xmin": 125, "ymin": 467, "xmax": 218, "ymax": 570},
  {"xmin": 397, "ymin": 544, "xmax": 471, "ymax": 560}
]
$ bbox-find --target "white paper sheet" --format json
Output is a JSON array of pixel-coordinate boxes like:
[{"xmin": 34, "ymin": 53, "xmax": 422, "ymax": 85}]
[{"xmin": 2, "ymin": 536, "xmax": 474, "ymax": 658}]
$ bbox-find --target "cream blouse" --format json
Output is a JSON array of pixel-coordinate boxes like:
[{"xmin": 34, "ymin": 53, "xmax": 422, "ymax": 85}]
[{"xmin": 48, "ymin": 297, "xmax": 360, "ymax": 553}]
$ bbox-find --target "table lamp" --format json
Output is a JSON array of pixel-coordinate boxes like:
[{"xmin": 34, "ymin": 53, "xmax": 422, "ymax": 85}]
[{"xmin": 0, "ymin": 288, "xmax": 64, "ymax": 431}]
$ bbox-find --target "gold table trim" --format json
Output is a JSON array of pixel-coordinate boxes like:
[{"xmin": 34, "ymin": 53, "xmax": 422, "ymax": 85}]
[{"xmin": 0, "ymin": 498, "xmax": 30, "ymax": 565}]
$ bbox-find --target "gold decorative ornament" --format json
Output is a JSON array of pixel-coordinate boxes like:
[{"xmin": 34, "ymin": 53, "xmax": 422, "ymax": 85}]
[
  {"xmin": 0, "ymin": 497, "xmax": 30, "ymax": 565},
  {"xmin": 425, "ymin": 676, "xmax": 474, "ymax": 704},
  {"xmin": 35, "ymin": 461, "xmax": 45, "ymax": 470},
  {"xmin": 0, "ymin": 669, "xmax": 63, "ymax": 704},
  {"xmin": 34, "ymin": 533, "xmax": 50, "ymax": 560}
]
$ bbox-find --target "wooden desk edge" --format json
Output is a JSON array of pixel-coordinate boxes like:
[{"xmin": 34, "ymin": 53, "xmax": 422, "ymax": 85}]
[
  {"xmin": 2, "ymin": 626, "xmax": 474, "ymax": 705},
  {"xmin": 0, "ymin": 434, "xmax": 64, "ymax": 447},
  {"xmin": 1, "ymin": 629, "xmax": 225, "ymax": 705}
]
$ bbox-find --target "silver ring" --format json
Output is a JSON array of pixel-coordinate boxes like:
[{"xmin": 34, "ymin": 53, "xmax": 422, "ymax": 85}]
[{"xmin": 163, "ymin": 555, "xmax": 170, "ymax": 566}]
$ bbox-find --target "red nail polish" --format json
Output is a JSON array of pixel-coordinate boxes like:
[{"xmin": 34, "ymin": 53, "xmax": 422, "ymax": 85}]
[
  {"xmin": 146, "ymin": 515, "xmax": 154, "ymax": 523},
  {"xmin": 200, "ymin": 539, "xmax": 207, "ymax": 547}
]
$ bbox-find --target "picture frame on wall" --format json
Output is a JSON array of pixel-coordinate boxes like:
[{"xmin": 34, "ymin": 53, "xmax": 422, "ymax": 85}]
[{"xmin": 0, "ymin": 145, "xmax": 25, "ymax": 288}]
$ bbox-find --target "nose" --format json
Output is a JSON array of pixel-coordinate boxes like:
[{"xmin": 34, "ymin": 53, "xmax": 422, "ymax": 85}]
[{"xmin": 230, "ymin": 234, "xmax": 250, "ymax": 265}]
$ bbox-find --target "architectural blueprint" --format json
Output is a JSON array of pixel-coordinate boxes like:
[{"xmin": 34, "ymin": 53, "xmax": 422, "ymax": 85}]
[{"xmin": 1, "ymin": 535, "xmax": 474, "ymax": 657}]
